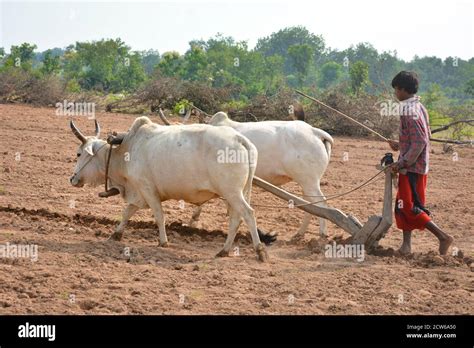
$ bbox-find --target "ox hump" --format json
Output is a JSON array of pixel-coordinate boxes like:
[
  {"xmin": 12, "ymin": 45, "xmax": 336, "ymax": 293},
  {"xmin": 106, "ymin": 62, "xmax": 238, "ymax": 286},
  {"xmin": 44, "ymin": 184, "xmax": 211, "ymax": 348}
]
[
  {"xmin": 209, "ymin": 111, "xmax": 230, "ymax": 126},
  {"xmin": 129, "ymin": 116, "xmax": 153, "ymax": 135}
]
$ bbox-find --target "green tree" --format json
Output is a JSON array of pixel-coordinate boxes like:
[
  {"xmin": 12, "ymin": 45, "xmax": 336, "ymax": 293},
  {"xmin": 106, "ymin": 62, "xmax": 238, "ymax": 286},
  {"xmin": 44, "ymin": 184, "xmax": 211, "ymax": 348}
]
[
  {"xmin": 255, "ymin": 26, "xmax": 325, "ymax": 74},
  {"xmin": 140, "ymin": 49, "xmax": 160, "ymax": 75},
  {"xmin": 40, "ymin": 49, "xmax": 61, "ymax": 75},
  {"xmin": 113, "ymin": 52, "xmax": 147, "ymax": 91},
  {"xmin": 157, "ymin": 51, "xmax": 185, "ymax": 77},
  {"xmin": 261, "ymin": 54, "xmax": 285, "ymax": 94},
  {"xmin": 182, "ymin": 44, "xmax": 211, "ymax": 82},
  {"xmin": 5, "ymin": 43, "xmax": 37, "ymax": 70},
  {"xmin": 422, "ymin": 83, "xmax": 450, "ymax": 126},
  {"xmin": 288, "ymin": 44, "xmax": 314, "ymax": 86},
  {"xmin": 0, "ymin": 47, "xmax": 5, "ymax": 67},
  {"xmin": 349, "ymin": 61, "xmax": 369, "ymax": 94},
  {"xmin": 423, "ymin": 83, "xmax": 445, "ymax": 110},
  {"xmin": 464, "ymin": 78, "xmax": 474, "ymax": 97},
  {"xmin": 63, "ymin": 38, "xmax": 145, "ymax": 92},
  {"xmin": 319, "ymin": 61, "xmax": 343, "ymax": 88}
]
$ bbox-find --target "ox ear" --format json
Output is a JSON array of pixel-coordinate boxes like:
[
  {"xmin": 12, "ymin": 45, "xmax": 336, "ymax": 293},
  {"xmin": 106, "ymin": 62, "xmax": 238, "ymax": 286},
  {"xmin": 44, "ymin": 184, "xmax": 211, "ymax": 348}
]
[{"xmin": 83, "ymin": 142, "xmax": 94, "ymax": 156}]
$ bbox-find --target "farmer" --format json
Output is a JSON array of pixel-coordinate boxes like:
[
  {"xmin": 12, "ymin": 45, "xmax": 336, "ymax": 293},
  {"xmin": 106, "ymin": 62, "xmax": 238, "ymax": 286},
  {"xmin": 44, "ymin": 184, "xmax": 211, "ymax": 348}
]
[{"xmin": 388, "ymin": 71, "xmax": 454, "ymax": 255}]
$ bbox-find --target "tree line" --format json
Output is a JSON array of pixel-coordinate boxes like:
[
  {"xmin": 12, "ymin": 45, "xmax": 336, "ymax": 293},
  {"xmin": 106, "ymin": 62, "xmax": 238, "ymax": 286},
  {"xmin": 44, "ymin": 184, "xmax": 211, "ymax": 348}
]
[{"xmin": 1, "ymin": 26, "xmax": 472, "ymax": 100}]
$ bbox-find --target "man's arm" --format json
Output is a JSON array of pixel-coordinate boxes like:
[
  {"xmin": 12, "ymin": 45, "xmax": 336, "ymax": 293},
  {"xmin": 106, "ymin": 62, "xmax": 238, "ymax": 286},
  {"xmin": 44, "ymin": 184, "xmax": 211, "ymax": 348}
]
[{"xmin": 399, "ymin": 114, "xmax": 429, "ymax": 168}]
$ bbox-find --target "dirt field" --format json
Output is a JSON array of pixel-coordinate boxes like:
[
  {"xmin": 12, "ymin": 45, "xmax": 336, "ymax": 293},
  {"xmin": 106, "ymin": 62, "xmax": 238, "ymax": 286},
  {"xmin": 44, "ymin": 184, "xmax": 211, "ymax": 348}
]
[{"xmin": 0, "ymin": 104, "xmax": 472, "ymax": 314}]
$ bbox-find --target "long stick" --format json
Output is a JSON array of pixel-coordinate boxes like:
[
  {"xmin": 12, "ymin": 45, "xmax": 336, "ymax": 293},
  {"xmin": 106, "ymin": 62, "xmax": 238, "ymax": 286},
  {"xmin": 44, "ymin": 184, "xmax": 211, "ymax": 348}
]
[
  {"xmin": 190, "ymin": 104, "xmax": 211, "ymax": 117},
  {"xmin": 295, "ymin": 89, "xmax": 389, "ymax": 142},
  {"xmin": 429, "ymin": 138, "xmax": 473, "ymax": 145},
  {"xmin": 430, "ymin": 119, "xmax": 474, "ymax": 134}
]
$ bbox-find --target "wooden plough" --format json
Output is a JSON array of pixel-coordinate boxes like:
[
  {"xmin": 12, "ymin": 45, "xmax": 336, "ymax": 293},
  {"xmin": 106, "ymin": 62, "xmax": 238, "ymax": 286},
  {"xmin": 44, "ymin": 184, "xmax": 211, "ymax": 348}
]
[{"xmin": 252, "ymin": 153, "xmax": 395, "ymax": 251}]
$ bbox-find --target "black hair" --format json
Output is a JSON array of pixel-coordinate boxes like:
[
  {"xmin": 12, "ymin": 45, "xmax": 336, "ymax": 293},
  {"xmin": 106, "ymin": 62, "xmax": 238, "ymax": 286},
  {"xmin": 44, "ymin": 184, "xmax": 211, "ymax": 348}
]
[{"xmin": 391, "ymin": 71, "xmax": 419, "ymax": 94}]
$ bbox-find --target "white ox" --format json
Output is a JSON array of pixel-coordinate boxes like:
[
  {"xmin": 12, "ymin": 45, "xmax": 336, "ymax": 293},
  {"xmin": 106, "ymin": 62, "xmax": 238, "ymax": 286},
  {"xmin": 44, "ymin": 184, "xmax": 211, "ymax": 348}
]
[
  {"xmin": 69, "ymin": 116, "xmax": 268, "ymax": 261},
  {"xmin": 191, "ymin": 112, "xmax": 334, "ymax": 239}
]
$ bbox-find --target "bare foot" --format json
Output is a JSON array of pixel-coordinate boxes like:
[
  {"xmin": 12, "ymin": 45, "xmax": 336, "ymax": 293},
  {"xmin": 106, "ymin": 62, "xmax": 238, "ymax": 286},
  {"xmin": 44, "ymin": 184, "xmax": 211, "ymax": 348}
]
[
  {"xmin": 398, "ymin": 243, "xmax": 411, "ymax": 256},
  {"xmin": 439, "ymin": 235, "xmax": 454, "ymax": 255}
]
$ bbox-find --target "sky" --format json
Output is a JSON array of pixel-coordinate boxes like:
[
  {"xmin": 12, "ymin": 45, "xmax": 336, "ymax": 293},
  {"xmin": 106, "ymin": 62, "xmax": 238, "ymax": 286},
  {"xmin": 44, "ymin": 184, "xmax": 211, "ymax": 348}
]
[{"xmin": 1, "ymin": 0, "xmax": 473, "ymax": 61}]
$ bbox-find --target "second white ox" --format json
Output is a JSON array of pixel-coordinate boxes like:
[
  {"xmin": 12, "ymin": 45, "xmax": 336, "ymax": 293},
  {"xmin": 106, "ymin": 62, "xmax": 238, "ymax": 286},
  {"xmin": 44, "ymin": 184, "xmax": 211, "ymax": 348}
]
[
  {"xmin": 69, "ymin": 116, "xmax": 268, "ymax": 261},
  {"xmin": 191, "ymin": 112, "xmax": 334, "ymax": 238}
]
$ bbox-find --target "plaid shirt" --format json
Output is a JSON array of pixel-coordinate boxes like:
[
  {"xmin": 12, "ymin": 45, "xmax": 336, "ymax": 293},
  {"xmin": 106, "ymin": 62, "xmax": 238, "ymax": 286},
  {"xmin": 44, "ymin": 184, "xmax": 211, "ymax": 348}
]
[{"xmin": 398, "ymin": 96, "xmax": 431, "ymax": 174}]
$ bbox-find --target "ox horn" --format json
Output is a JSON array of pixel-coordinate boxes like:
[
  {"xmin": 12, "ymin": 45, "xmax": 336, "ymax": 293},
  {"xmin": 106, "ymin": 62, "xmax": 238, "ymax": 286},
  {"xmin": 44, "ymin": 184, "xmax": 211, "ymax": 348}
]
[
  {"xmin": 94, "ymin": 119, "xmax": 101, "ymax": 137},
  {"xmin": 70, "ymin": 120, "xmax": 87, "ymax": 144},
  {"xmin": 158, "ymin": 108, "xmax": 171, "ymax": 126}
]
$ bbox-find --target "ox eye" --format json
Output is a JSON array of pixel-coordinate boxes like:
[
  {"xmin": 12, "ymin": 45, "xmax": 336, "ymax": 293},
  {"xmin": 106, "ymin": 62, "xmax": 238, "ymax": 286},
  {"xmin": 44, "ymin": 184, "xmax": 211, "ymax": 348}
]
[{"xmin": 77, "ymin": 153, "xmax": 81, "ymax": 157}]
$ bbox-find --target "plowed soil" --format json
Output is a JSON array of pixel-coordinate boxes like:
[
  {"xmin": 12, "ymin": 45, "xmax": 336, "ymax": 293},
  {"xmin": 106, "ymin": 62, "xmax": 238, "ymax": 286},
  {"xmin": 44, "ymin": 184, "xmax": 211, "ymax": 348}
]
[{"xmin": 0, "ymin": 104, "xmax": 472, "ymax": 314}]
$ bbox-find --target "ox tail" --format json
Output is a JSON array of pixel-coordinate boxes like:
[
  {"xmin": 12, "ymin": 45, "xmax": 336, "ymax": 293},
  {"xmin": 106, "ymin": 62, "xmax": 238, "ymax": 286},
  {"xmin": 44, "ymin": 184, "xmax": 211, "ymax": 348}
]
[
  {"xmin": 312, "ymin": 127, "xmax": 334, "ymax": 162},
  {"xmin": 236, "ymin": 134, "xmax": 278, "ymax": 245},
  {"xmin": 235, "ymin": 134, "xmax": 257, "ymax": 204},
  {"xmin": 128, "ymin": 116, "xmax": 153, "ymax": 138}
]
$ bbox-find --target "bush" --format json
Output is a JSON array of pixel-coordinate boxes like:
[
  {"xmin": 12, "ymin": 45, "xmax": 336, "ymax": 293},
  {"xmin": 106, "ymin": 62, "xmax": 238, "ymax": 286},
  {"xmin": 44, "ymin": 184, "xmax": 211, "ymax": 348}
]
[
  {"xmin": 180, "ymin": 80, "xmax": 233, "ymax": 113},
  {"xmin": 0, "ymin": 68, "xmax": 30, "ymax": 102},
  {"xmin": 24, "ymin": 75, "xmax": 65, "ymax": 105},
  {"xmin": 304, "ymin": 86, "xmax": 398, "ymax": 137},
  {"xmin": 106, "ymin": 75, "xmax": 233, "ymax": 114},
  {"xmin": 0, "ymin": 68, "xmax": 66, "ymax": 106},
  {"xmin": 228, "ymin": 88, "xmax": 295, "ymax": 121},
  {"xmin": 65, "ymin": 78, "xmax": 81, "ymax": 93},
  {"xmin": 173, "ymin": 99, "xmax": 191, "ymax": 115}
]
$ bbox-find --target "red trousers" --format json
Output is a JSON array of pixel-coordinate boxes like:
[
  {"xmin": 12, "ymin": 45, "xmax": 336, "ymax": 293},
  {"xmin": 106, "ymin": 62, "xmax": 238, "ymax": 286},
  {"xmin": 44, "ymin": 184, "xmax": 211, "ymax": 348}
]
[{"xmin": 395, "ymin": 172, "xmax": 431, "ymax": 231}]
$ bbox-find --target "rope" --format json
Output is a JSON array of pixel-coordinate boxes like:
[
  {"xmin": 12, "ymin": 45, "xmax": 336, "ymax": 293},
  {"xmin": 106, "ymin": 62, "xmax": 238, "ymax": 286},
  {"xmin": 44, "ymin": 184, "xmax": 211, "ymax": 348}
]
[
  {"xmin": 72, "ymin": 143, "xmax": 108, "ymax": 177},
  {"xmin": 251, "ymin": 163, "xmax": 394, "ymax": 209},
  {"xmin": 104, "ymin": 144, "xmax": 114, "ymax": 192},
  {"xmin": 295, "ymin": 89, "xmax": 390, "ymax": 142}
]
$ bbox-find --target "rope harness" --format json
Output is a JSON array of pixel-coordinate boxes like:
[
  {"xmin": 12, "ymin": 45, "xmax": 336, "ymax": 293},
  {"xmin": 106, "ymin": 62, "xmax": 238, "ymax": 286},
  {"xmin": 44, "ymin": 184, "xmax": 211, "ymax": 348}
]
[
  {"xmin": 103, "ymin": 144, "xmax": 114, "ymax": 193},
  {"xmin": 72, "ymin": 143, "xmax": 108, "ymax": 178},
  {"xmin": 72, "ymin": 142, "xmax": 120, "ymax": 198}
]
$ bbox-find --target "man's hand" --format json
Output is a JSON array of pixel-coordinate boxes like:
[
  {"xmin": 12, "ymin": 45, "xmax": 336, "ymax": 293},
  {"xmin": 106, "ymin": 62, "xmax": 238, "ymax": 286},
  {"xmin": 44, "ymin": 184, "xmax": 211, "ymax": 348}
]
[
  {"xmin": 388, "ymin": 139, "xmax": 400, "ymax": 151},
  {"xmin": 391, "ymin": 161, "xmax": 404, "ymax": 173}
]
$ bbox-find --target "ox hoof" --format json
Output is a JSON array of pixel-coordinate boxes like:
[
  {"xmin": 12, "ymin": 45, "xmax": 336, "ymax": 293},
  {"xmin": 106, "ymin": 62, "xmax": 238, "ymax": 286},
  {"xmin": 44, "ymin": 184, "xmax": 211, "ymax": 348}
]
[
  {"xmin": 158, "ymin": 241, "xmax": 169, "ymax": 248},
  {"xmin": 215, "ymin": 249, "xmax": 230, "ymax": 258},
  {"xmin": 256, "ymin": 243, "xmax": 269, "ymax": 263},
  {"xmin": 108, "ymin": 232, "xmax": 123, "ymax": 241}
]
